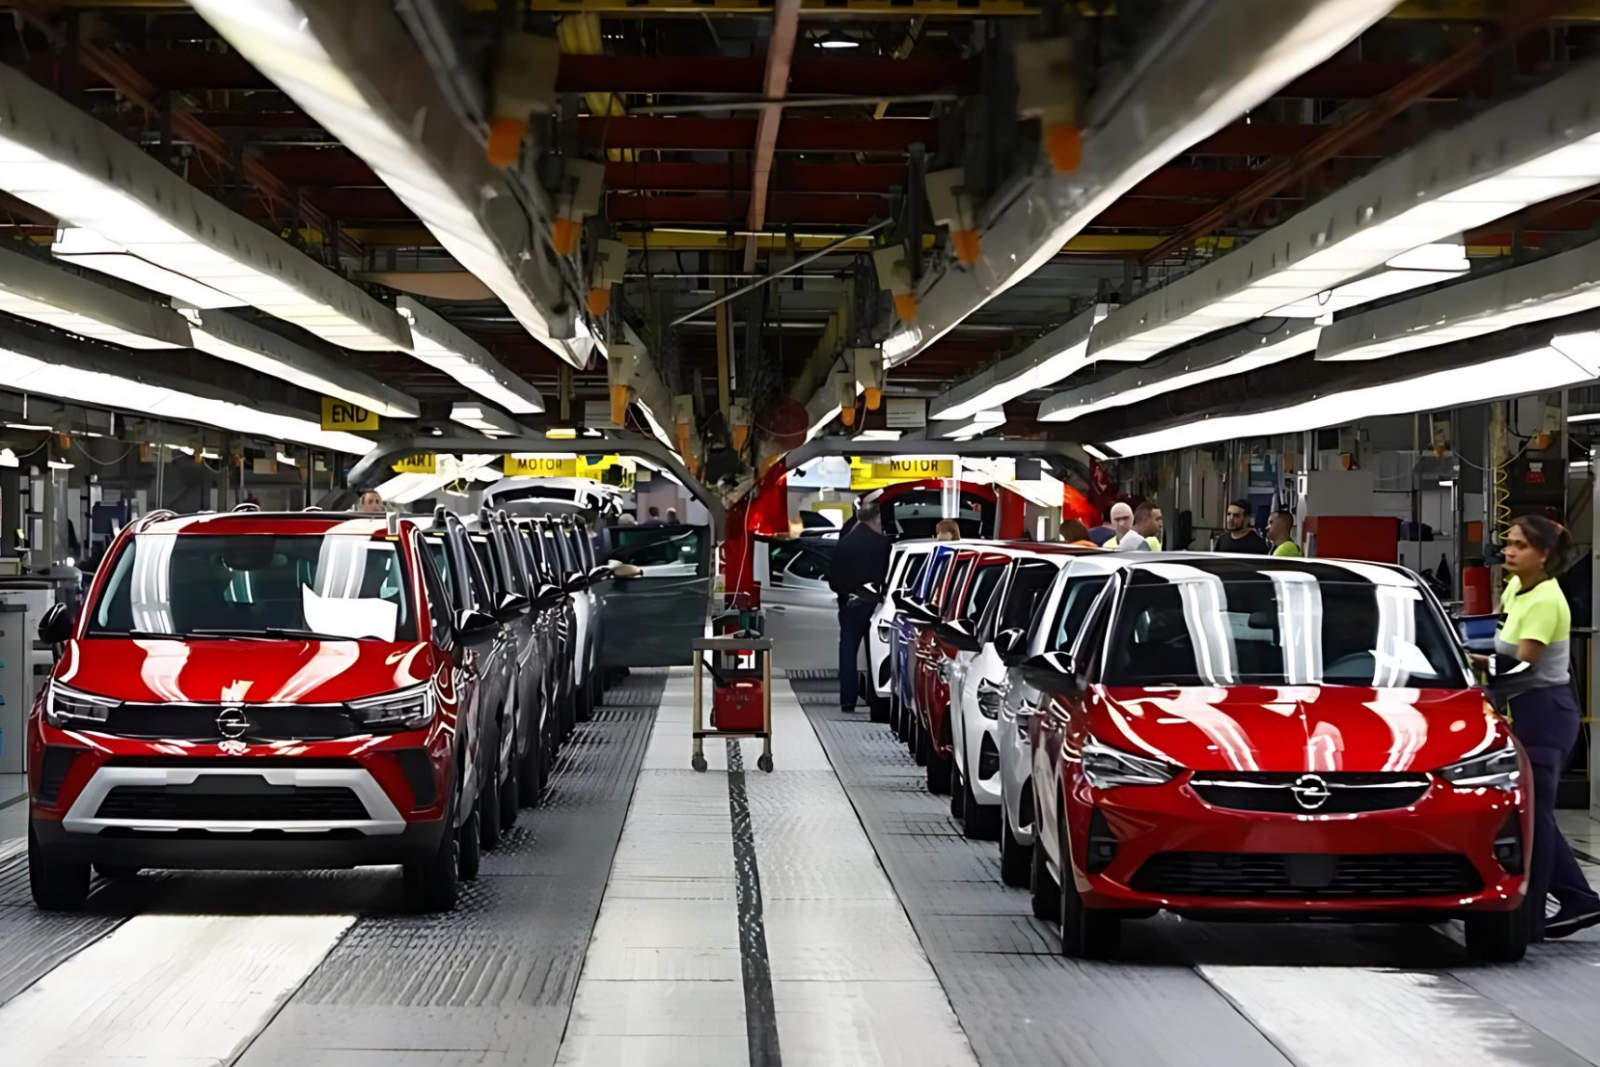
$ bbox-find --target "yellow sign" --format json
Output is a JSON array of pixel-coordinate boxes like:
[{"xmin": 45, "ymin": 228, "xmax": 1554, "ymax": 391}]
[
  {"xmin": 391, "ymin": 452, "xmax": 436, "ymax": 475},
  {"xmin": 321, "ymin": 398, "xmax": 379, "ymax": 431},
  {"xmin": 504, "ymin": 455, "xmax": 578, "ymax": 477},
  {"xmin": 849, "ymin": 457, "xmax": 954, "ymax": 490}
]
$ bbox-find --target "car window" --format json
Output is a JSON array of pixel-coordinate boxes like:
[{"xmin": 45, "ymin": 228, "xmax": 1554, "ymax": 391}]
[
  {"xmin": 1049, "ymin": 575, "xmax": 1111, "ymax": 653},
  {"xmin": 90, "ymin": 533, "xmax": 417, "ymax": 642},
  {"xmin": 609, "ymin": 526, "xmax": 704, "ymax": 571},
  {"xmin": 895, "ymin": 551, "xmax": 928, "ymax": 594},
  {"xmin": 963, "ymin": 562, "xmax": 1005, "ymax": 621},
  {"xmin": 1001, "ymin": 560, "xmax": 1058, "ymax": 634},
  {"xmin": 939, "ymin": 557, "xmax": 974, "ymax": 619},
  {"xmin": 416, "ymin": 537, "xmax": 454, "ymax": 644},
  {"xmin": 422, "ymin": 534, "xmax": 457, "ymax": 609},
  {"xmin": 470, "ymin": 535, "xmax": 507, "ymax": 599},
  {"xmin": 787, "ymin": 547, "xmax": 830, "ymax": 582},
  {"xmin": 1102, "ymin": 573, "xmax": 1462, "ymax": 688},
  {"xmin": 918, "ymin": 551, "xmax": 949, "ymax": 600}
]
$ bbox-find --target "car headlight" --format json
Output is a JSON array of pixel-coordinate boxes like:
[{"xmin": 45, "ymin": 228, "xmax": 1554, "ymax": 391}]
[
  {"xmin": 45, "ymin": 682, "xmax": 119, "ymax": 728},
  {"xmin": 349, "ymin": 684, "xmax": 435, "ymax": 731},
  {"xmin": 1436, "ymin": 740, "xmax": 1521, "ymax": 790},
  {"xmin": 1078, "ymin": 736, "xmax": 1179, "ymax": 789}
]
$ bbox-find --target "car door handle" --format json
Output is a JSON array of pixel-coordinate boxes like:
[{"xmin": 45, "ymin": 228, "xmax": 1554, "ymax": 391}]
[{"xmin": 769, "ymin": 605, "xmax": 788, "ymax": 613}]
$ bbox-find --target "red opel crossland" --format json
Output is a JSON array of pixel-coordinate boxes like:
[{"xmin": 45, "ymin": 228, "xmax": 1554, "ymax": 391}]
[
  {"xmin": 1025, "ymin": 555, "xmax": 1533, "ymax": 962},
  {"xmin": 26, "ymin": 510, "xmax": 500, "ymax": 913}
]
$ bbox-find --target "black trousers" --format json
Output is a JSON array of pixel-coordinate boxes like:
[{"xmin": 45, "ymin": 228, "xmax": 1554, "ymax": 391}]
[
  {"xmin": 837, "ymin": 598, "xmax": 875, "ymax": 709},
  {"xmin": 1510, "ymin": 684, "xmax": 1600, "ymax": 936}
]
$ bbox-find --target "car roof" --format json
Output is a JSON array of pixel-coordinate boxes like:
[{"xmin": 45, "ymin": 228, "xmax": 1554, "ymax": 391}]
[
  {"xmin": 1116, "ymin": 553, "xmax": 1421, "ymax": 584},
  {"xmin": 135, "ymin": 512, "xmax": 400, "ymax": 537}
]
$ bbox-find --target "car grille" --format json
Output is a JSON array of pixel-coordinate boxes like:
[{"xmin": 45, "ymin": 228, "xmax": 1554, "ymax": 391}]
[
  {"xmin": 103, "ymin": 704, "xmax": 359, "ymax": 742},
  {"xmin": 1189, "ymin": 772, "xmax": 1431, "ymax": 815},
  {"xmin": 1131, "ymin": 852, "xmax": 1483, "ymax": 898},
  {"xmin": 95, "ymin": 781, "xmax": 370, "ymax": 822}
]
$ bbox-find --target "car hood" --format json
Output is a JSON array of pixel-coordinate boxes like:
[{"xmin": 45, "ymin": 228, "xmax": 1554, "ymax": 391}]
[
  {"xmin": 1089, "ymin": 685, "xmax": 1498, "ymax": 774},
  {"xmin": 58, "ymin": 638, "xmax": 432, "ymax": 705}
]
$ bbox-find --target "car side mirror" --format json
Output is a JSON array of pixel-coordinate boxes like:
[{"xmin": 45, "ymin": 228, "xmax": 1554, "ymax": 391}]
[
  {"xmin": 1019, "ymin": 651, "xmax": 1083, "ymax": 693},
  {"xmin": 589, "ymin": 565, "xmax": 611, "ymax": 583},
  {"xmin": 496, "ymin": 593, "xmax": 531, "ymax": 621},
  {"xmin": 454, "ymin": 608, "xmax": 499, "ymax": 651},
  {"xmin": 934, "ymin": 618, "xmax": 981, "ymax": 653},
  {"xmin": 995, "ymin": 627, "xmax": 1026, "ymax": 661},
  {"xmin": 535, "ymin": 582, "xmax": 566, "ymax": 606},
  {"xmin": 39, "ymin": 602, "xmax": 72, "ymax": 648},
  {"xmin": 564, "ymin": 572, "xmax": 588, "ymax": 593},
  {"xmin": 861, "ymin": 582, "xmax": 883, "ymax": 600}
]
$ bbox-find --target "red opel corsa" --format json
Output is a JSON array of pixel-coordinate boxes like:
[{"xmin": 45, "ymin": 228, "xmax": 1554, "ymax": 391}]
[
  {"xmin": 26, "ymin": 509, "xmax": 500, "ymax": 913},
  {"xmin": 1026, "ymin": 556, "xmax": 1532, "ymax": 962}
]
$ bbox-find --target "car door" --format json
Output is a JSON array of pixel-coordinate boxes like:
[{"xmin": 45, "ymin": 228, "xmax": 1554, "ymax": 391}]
[
  {"xmin": 949, "ymin": 554, "xmax": 1009, "ymax": 775},
  {"xmin": 598, "ymin": 522, "xmax": 713, "ymax": 667},
  {"xmin": 759, "ymin": 536, "xmax": 842, "ymax": 670}
]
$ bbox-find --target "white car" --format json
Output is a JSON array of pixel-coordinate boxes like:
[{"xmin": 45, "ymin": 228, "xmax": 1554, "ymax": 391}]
[
  {"xmin": 995, "ymin": 554, "xmax": 1125, "ymax": 886},
  {"xmin": 869, "ymin": 540, "xmax": 935, "ymax": 724}
]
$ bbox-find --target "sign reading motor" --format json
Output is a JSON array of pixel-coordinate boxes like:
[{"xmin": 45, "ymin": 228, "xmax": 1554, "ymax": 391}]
[{"xmin": 321, "ymin": 398, "xmax": 380, "ymax": 431}]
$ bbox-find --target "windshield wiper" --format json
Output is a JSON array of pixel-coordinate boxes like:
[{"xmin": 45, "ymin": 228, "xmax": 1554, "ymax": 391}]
[
  {"xmin": 187, "ymin": 627, "xmax": 359, "ymax": 642},
  {"xmin": 94, "ymin": 629, "xmax": 186, "ymax": 640}
]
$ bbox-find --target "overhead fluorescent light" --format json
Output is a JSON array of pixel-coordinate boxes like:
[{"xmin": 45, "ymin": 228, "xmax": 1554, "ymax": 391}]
[
  {"xmin": 199, "ymin": 449, "xmax": 221, "ymax": 461},
  {"xmin": 931, "ymin": 304, "xmax": 1109, "ymax": 421},
  {"xmin": 0, "ymin": 329, "xmax": 373, "ymax": 454},
  {"xmin": 1318, "ymin": 239, "xmax": 1600, "ymax": 362},
  {"xmin": 1040, "ymin": 319, "xmax": 1320, "ymax": 423},
  {"xmin": 188, "ymin": 0, "xmax": 594, "ymax": 369},
  {"xmin": 1082, "ymin": 444, "xmax": 1112, "ymax": 462},
  {"xmin": 400, "ymin": 298, "xmax": 545, "ymax": 415},
  {"xmin": 192, "ymin": 310, "xmax": 418, "ymax": 418},
  {"xmin": 1089, "ymin": 64, "xmax": 1600, "ymax": 365},
  {"xmin": 1269, "ymin": 243, "xmax": 1468, "ymax": 321},
  {"xmin": 855, "ymin": 429, "xmax": 902, "ymax": 441},
  {"xmin": 52, "ymin": 228, "xmax": 242, "ymax": 310},
  {"xmin": 47, "ymin": 459, "xmax": 73, "ymax": 471},
  {"xmin": 545, "ymin": 427, "xmax": 577, "ymax": 440},
  {"xmin": 276, "ymin": 450, "xmax": 298, "ymax": 466},
  {"xmin": 1108, "ymin": 343, "xmax": 1600, "ymax": 457},
  {"xmin": 881, "ymin": 327, "xmax": 923, "ymax": 364},
  {"xmin": 1568, "ymin": 411, "xmax": 1600, "ymax": 424},
  {"xmin": 451, "ymin": 402, "xmax": 522, "ymax": 439},
  {"xmin": 940, "ymin": 408, "xmax": 1006, "ymax": 439},
  {"xmin": 0, "ymin": 244, "xmax": 193, "ymax": 350},
  {"xmin": 0, "ymin": 448, "xmax": 16, "ymax": 468},
  {"xmin": 0, "ymin": 64, "xmax": 411, "ymax": 352},
  {"xmin": 806, "ymin": 404, "xmax": 843, "ymax": 442},
  {"xmin": 6, "ymin": 421, "xmax": 52, "ymax": 431}
]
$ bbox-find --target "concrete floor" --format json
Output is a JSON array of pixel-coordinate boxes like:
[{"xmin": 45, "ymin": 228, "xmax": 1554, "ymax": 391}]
[{"xmin": 1, "ymin": 671, "xmax": 1598, "ymax": 1066}]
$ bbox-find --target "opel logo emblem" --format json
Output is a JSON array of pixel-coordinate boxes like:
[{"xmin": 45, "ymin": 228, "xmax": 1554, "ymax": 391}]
[
  {"xmin": 216, "ymin": 706, "xmax": 251, "ymax": 741},
  {"xmin": 1291, "ymin": 773, "xmax": 1332, "ymax": 811}
]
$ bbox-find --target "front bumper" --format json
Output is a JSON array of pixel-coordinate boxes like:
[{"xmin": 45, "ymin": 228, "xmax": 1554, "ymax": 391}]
[
  {"xmin": 31, "ymin": 814, "xmax": 446, "ymax": 870},
  {"xmin": 1068, "ymin": 774, "xmax": 1530, "ymax": 916}
]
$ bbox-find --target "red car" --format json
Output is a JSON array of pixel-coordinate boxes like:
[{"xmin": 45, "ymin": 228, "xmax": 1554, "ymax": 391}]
[
  {"xmin": 26, "ymin": 509, "xmax": 500, "ymax": 913},
  {"xmin": 1025, "ymin": 555, "xmax": 1532, "ymax": 962},
  {"xmin": 910, "ymin": 546, "xmax": 979, "ymax": 782}
]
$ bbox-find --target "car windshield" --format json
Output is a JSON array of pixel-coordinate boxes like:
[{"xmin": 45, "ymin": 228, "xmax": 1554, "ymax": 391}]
[
  {"xmin": 89, "ymin": 533, "xmax": 416, "ymax": 642},
  {"xmin": 608, "ymin": 526, "xmax": 703, "ymax": 571},
  {"xmin": 1103, "ymin": 566, "xmax": 1463, "ymax": 688}
]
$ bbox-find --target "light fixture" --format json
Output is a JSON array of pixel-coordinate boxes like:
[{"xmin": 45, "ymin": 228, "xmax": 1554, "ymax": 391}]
[
  {"xmin": 933, "ymin": 303, "xmax": 1109, "ymax": 420},
  {"xmin": 192, "ymin": 310, "xmax": 420, "ymax": 418},
  {"xmin": 545, "ymin": 427, "xmax": 578, "ymax": 439},
  {"xmin": 940, "ymin": 408, "xmax": 1006, "ymax": 439},
  {"xmin": 52, "ymin": 228, "xmax": 242, "ymax": 310},
  {"xmin": 1082, "ymin": 444, "xmax": 1112, "ymax": 462},
  {"xmin": 400, "ymin": 298, "xmax": 545, "ymax": 415},
  {"xmin": 806, "ymin": 404, "xmax": 844, "ymax": 442},
  {"xmin": 817, "ymin": 30, "xmax": 860, "ymax": 49},
  {"xmin": 1040, "ymin": 319, "xmax": 1320, "ymax": 423},
  {"xmin": 881, "ymin": 326, "xmax": 923, "ymax": 364},
  {"xmin": 199, "ymin": 449, "xmax": 221, "ymax": 461},
  {"xmin": 1269, "ymin": 242, "xmax": 1469, "ymax": 321},
  {"xmin": 0, "ymin": 448, "xmax": 16, "ymax": 468},
  {"xmin": 0, "ymin": 327, "xmax": 373, "ymax": 454},
  {"xmin": 1107, "ymin": 344, "xmax": 1600, "ymax": 457},
  {"xmin": 6, "ymin": 421, "xmax": 52, "ymax": 431},
  {"xmin": 450, "ymin": 401, "xmax": 522, "ymax": 439},
  {"xmin": 856, "ymin": 429, "xmax": 903, "ymax": 441},
  {"xmin": 1089, "ymin": 65, "xmax": 1600, "ymax": 365},
  {"xmin": 0, "ymin": 64, "xmax": 412, "ymax": 353},
  {"xmin": 0, "ymin": 244, "xmax": 193, "ymax": 350},
  {"xmin": 1317, "ymin": 239, "xmax": 1600, "ymax": 363},
  {"xmin": 1568, "ymin": 411, "xmax": 1600, "ymax": 424},
  {"xmin": 276, "ymin": 450, "xmax": 298, "ymax": 466},
  {"xmin": 47, "ymin": 459, "xmax": 73, "ymax": 470},
  {"xmin": 188, "ymin": 0, "xmax": 594, "ymax": 368}
]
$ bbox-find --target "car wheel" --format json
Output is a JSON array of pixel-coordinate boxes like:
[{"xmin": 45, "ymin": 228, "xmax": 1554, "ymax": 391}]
[
  {"xmin": 518, "ymin": 716, "xmax": 544, "ymax": 808},
  {"xmin": 405, "ymin": 792, "xmax": 460, "ymax": 913},
  {"xmin": 458, "ymin": 802, "xmax": 482, "ymax": 881},
  {"xmin": 1000, "ymin": 814, "xmax": 1030, "ymax": 888},
  {"xmin": 927, "ymin": 749, "xmax": 951, "ymax": 795},
  {"xmin": 590, "ymin": 666, "xmax": 604, "ymax": 709},
  {"xmin": 1030, "ymin": 828, "xmax": 1060, "ymax": 921},
  {"xmin": 950, "ymin": 762, "xmax": 966, "ymax": 818},
  {"xmin": 29, "ymin": 822, "xmax": 88, "ymax": 912},
  {"xmin": 964, "ymin": 775, "xmax": 999, "ymax": 841},
  {"xmin": 891, "ymin": 692, "xmax": 904, "ymax": 740},
  {"xmin": 499, "ymin": 751, "xmax": 519, "ymax": 833},
  {"xmin": 914, "ymin": 717, "xmax": 930, "ymax": 766},
  {"xmin": 1465, "ymin": 901, "xmax": 1531, "ymax": 963},
  {"xmin": 93, "ymin": 864, "xmax": 141, "ymax": 880},
  {"xmin": 1058, "ymin": 809, "xmax": 1120, "ymax": 959},
  {"xmin": 868, "ymin": 685, "xmax": 890, "ymax": 724},
  {"xmin": 478, "ymin": 728, "xmax": 503, "ymax": 852}
]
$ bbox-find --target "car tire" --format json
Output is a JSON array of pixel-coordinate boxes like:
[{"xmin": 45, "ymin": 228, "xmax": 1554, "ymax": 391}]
[
  {"xmin": 1030, "ymin": 829, "xmax": 1060, "ymax": 921},
  {"xmin": 950, "ymin": 762, "xmax": 966, "ymax": 818},
  {"xmin": 479, "ymin": 731, "xmax": 503, "ymax": 852},
  {"xmin": 405, "ymin": 795, "xmax": 460, "ymax": 913},
  {"xmin": 890, "ymin": 691, "xmax": 904, "ymax": 740},
  {"xmin": 1465, "ymin": 901, "xmax": 1531, "ymax": 963},
  {"xmin": 868, "ymin": 685, "xmax": 889, "ymax": 724},
  {"xmin": 29, "ymin": 822, "xmax": 89, "ymax": 912},
  {"xmin": 1058, "ymin": 809, "xmax": 1120, "ymax": 959},
  {"xmin": 590, "ymin": 666, "xmax": 604, "ymax": 709},
  {"xmin": 1000, "ymin": 815, "xmax": 1030, "ymax": 888},
  {"xmin": 927, "ymin": 750, "xmax": 951, "ymax": 795},
  {"xmin": 914, "ymin": 718, "xmax": 930, "ymax": 766},
  {"xmin": 499, "ymin": 752, "xmax": 519, "ymax": 833},
  {"xmin": 518, "ymin": 718, "xmax": 544, "ymax": 808},
  {"xmin": 576, "ymin": 676, "xmax": 592, "ymax": 724},
  {"xmin": 964, "ymin": 778, "xmax": 999, "ymax": 841},
  {"xmin": 458, "ymin": 803, "xmax": 482, "ymax": 881}
]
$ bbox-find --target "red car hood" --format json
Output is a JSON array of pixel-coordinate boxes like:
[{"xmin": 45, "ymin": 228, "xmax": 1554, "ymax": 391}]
[
  {"xmin": 1089, "ymin": 685, "xmax": 1499, "ymax": 774},
  {"xmin": 57, "ymin": 638, "xmax": 432, "ymax": 705}
]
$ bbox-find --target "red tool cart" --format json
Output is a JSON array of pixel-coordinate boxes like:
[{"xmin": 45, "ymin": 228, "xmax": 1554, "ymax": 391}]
[{"xmin": 691, "ymin": 634, "xmax": 774, "ymax": 773}]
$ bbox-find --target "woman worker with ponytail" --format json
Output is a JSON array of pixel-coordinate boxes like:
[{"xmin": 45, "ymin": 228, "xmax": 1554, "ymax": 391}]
[{"xmin": 1479, "ymin": 516, "xmax": 1600, "ymax": 940}]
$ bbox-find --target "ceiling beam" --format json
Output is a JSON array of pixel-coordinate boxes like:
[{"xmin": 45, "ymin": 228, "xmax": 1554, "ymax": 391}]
[
  {"xmin": 744, "ymin": 0, "xmax": 803, "ymax": 273},
  {"xmin": 604, "ymin": 160, "xmax": 907, "ymax": 194},
  {"xmin": 556, "ymin": 54, "xmax": 976, "ymax": 96},
  {"xmin": 577, "ymin": 116, "xmax": 938, "ymax": 153}
]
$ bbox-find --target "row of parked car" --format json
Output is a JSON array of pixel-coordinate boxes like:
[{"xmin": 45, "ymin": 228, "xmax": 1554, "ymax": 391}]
[
  {"xmin": 27, "ymin": 505, "xmax": 610, "ymax": 913},
  {"xmin": 864, "ymin": 540, "xmax": 1536, "ymax": 962}
]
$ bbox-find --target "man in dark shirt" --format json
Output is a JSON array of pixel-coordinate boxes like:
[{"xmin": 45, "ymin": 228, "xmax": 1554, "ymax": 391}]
[
  {"xmin": 1212, "ymin": 499, "xmax": 1269, "ymax": 554},
  {"xmin": 829, "ymin": 503, "xmax": 891, "ymax": 713}
]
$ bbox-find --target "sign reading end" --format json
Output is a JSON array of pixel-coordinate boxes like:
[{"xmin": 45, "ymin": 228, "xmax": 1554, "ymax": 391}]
[{"xmin": 321, "ymin": 398, "xmax": 380, "ymax": 431}]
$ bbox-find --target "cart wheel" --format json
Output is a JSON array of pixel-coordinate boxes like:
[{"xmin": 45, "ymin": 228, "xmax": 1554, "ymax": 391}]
[
  {"xmin": 757, "ymin": 754, "xmax": 774, "ymax": 773},
  {"xmin": 692, "ymin": 753, "xmax": 708, "ymax": 773}
]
